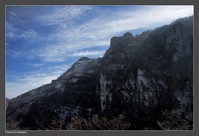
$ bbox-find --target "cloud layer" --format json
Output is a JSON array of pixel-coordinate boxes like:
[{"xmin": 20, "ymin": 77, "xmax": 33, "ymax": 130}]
[{"xmin": 6, "ymin": 5, "xmax": 193, "ymax": 98}]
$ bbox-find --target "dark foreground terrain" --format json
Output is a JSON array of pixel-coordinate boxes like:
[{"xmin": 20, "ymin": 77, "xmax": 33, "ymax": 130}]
[{"xmin": 6, "ymin": 16, "xmax": 193, "ymax": 130}]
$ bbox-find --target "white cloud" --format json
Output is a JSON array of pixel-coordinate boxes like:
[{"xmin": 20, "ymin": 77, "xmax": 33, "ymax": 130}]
[
  {"xmin": 31, "ymin": 5, "xmax": 193, "ymax": 63},
  {"xmin": 28, "ymin": 39, "xmax": 109, "ymax": 62},
  {"xmin": 6, "ymin": 74, "xmax": 57, "ymax": 99},
  {"xmin": 6, "ymin": 6, "xmax": 193, "ymax": 98},
  {"xmin": 6, "ymin": 22, "xmax": 18, "ymax": 39},
  {"xmin": 7, "ymin": 6, "xmax": 193, "ymax": 63},
  {"xmin": 72, "ymin": 50, "xmax": 105, "ymax": 57},
  {"xmin": 81, "ymin": 5, "xmax": 193, "ymax": 37},
  {"xmin": 6, "ymin": 23, "xmax": 40, "ymax": 41},
  {"xmin": 38, "ymin": 6, "xmax": 92, "ymax": 28},
  {"xmin": 6, "ymin": 64, "xmax": 70, "ymax": 99},
  {"xmin": 26, "ymin": 63, "xmax": 44, "ymax": 67},
  {"xmin": 19, "ymin": 29, "xmax": 38, "ymax": 39}
]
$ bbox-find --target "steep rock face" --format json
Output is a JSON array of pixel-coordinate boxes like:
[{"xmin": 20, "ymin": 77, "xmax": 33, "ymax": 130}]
[
  {"xmin": 99, "ymin": 31, "xmax": 150, "ymax": 114},
  {"xmin": 97, "ymin": 16, "xmax": 193, "ymax": 124},
  {"xmin": 58, "ymin": 57, "xmax": 102, "ymax": 109},
  {"xmin": 6, "ymin": 57, "xmax": 102, "ymax": 129},
  {"xmin": 6, "ymin": 16, "xmax": 193, "ymax": 130},
  {"xmin": 138, "ymin": 17, "xmax": 193, "ymax": 113}
]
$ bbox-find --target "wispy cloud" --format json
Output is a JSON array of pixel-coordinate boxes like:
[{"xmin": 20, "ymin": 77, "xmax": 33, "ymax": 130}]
[
  {"xmin": 29, "ymin": 5, "xmax": 193, "ymax": 63},
  {"xmin": 38, "ymin": 6, "xmax": 92, "ymax": 28},
  {"xmin": 72, "ymin": 50, "xmax": 105, "ymax": 57},
  {"xmin": 6, "ymin": 5, "xmax": 193, "ymax": 98},
  {"xmin": 6, "ymin": 74, "xmax": 57, "ymax": 99},
  {"xmin": 6, "ymin": 6, "xmax": 193, "ymax": 63},
  {"xmin": 19, "ymin": 29, "xmax": 38, "ymax": 39},
  {"xmin": 26, "ymin": 63, "xmax": 44, "ymax": 68},
  {"xmin": 6, "ymin": 22, "xmax": 40, "ymax": 41},
  {"xmin": 6, "ymin": 64, "xmax": 70, "ymax": 99}
]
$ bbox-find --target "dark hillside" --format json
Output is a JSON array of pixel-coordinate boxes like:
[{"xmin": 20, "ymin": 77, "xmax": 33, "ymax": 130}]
[{"xmin": 6, "ymin": 16, "xmax": 193, "ymax": 130}]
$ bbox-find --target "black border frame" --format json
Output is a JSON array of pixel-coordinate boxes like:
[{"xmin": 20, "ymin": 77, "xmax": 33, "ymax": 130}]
[{"xmin": 1, "ymin": 0, "xmax": 198, "ymax": 136}]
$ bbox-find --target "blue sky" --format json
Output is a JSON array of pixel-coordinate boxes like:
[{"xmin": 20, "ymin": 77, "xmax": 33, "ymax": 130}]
[{"xmin": 6, "ymin": 5, "xmax": 193, "ymax": 99}]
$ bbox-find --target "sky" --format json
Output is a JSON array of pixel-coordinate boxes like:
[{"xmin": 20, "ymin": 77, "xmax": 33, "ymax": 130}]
[{"xmin": 6, "ymin": 5, "xmax": 193, "ymax": 99}]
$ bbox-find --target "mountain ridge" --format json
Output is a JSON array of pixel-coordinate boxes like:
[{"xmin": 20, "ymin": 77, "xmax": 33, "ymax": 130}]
[{"xmin": 6, "ymin": 16, "xmax": 193, "ymax": 130}]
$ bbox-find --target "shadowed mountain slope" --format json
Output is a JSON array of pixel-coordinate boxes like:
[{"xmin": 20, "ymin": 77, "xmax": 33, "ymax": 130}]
[{"xmin": 6, "ymin": 16, "xmax": 193, "ymax": 130}]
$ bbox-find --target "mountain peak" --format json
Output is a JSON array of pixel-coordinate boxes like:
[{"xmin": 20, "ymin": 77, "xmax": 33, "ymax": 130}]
[
  {"xmin": 110, "ymin": 32, "xmax": 136, "ymax": 48},
  {"xmin": 6, "ymin": 16, "xmax": 193, "ymax": 130},
  {"xmin": 78, "ymin": 57, "xmax": 91, "ymax": 61},
  {"xmin": 123, "ymin": 32, "xmax": 133, "ymax": 37}
]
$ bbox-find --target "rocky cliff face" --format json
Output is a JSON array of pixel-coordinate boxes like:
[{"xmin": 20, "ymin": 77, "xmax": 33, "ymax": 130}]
[{"xmin": 6, "ymin": 16, "xmax": 193, "ymax": 130}]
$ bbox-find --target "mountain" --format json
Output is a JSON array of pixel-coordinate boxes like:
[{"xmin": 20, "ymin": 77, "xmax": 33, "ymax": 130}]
[{"xmin": 6, "ymin": 16, "xmax": 193, "ymax": 130}]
